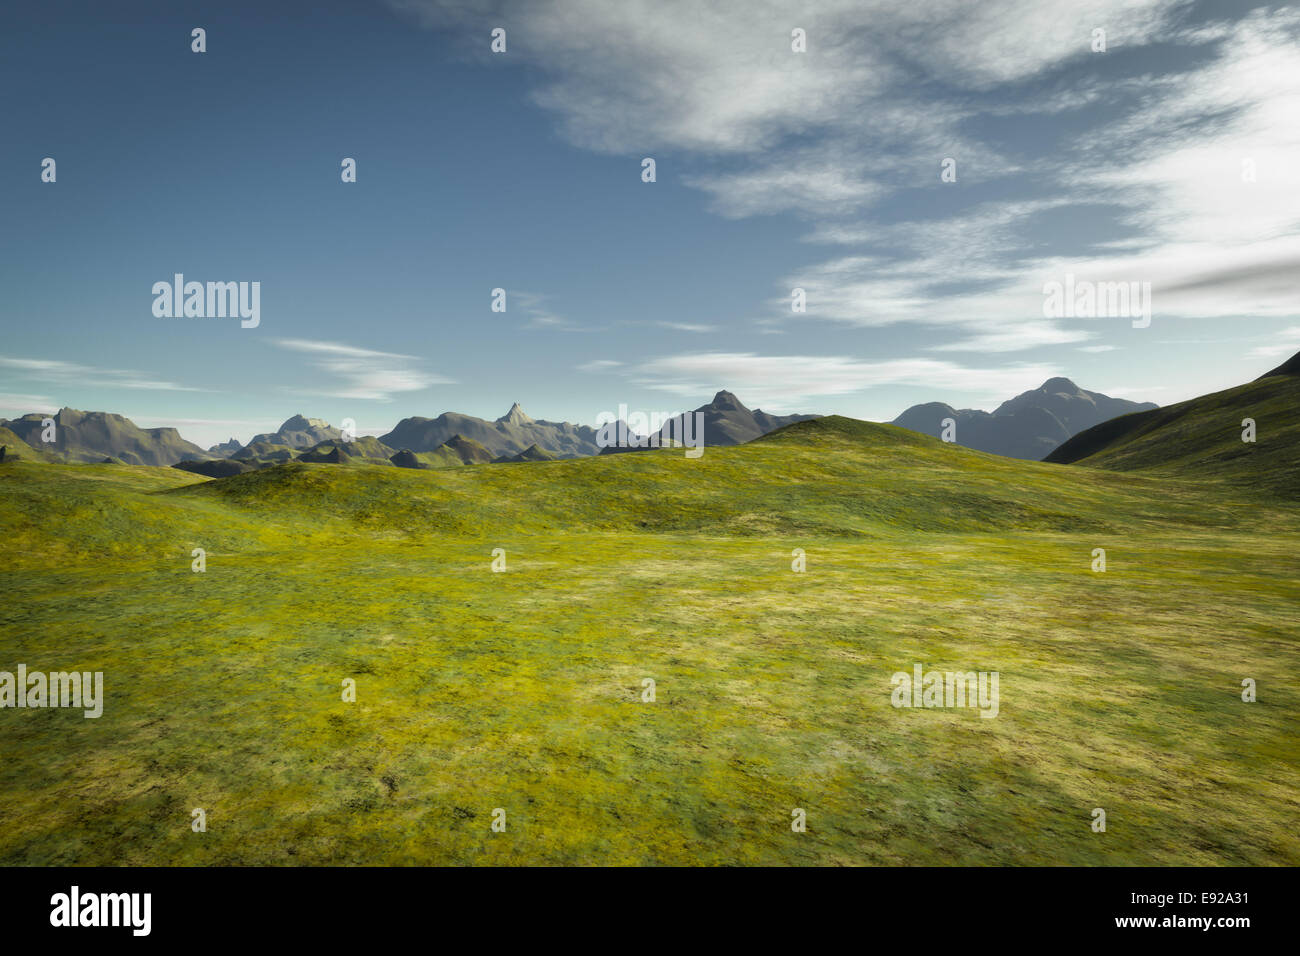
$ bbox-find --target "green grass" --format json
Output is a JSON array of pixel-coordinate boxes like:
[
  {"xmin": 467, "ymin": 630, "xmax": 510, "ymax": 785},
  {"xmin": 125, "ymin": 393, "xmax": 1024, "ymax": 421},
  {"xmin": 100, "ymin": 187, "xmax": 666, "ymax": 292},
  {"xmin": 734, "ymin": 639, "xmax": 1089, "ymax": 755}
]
[{"xmin": 1, "ymin": 418, "xmax": 1297, "ymax": 865}]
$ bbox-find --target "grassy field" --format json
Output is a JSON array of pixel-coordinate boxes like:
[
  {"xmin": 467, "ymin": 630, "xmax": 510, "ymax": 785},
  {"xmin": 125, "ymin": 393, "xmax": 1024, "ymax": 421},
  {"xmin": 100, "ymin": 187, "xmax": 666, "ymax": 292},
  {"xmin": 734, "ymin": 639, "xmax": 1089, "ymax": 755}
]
[{"xmin": 1, "ymin": 418, "xmax": 1297, "ymax": 865}]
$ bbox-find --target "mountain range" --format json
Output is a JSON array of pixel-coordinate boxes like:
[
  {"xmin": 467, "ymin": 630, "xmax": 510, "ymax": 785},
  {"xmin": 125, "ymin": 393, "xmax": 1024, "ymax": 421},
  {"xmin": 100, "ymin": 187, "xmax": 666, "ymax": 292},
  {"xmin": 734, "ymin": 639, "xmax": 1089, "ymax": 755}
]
[
  {"xmin": 0, "ymin": 408, "xmax": 209, "ymax": 466},
  {"xmin": 0, "ymin": 379, "xmax": 1164, "ymax": 469},
  {"xmin": 598, "ymin": 390, "xmax": 818, "ymax": 454},
  {"xmin": 380, "ymin": 402, "xmax": 602, "ymax": 458},
  {"xmin": 892, "ymin": 378, "xmax": 1157, "ymax": 460},
  {"xmin": 0, "ymin": 392, "xmax": 813, "ymax": 468}
]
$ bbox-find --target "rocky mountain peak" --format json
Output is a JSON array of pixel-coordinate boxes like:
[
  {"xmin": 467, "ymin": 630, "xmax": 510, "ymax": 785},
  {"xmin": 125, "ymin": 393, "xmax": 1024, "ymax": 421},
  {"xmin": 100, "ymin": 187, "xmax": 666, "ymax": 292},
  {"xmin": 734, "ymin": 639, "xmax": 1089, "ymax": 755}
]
[{"xmin": 498, "ymin": 403, "xmax": 534, "ymax": 426}]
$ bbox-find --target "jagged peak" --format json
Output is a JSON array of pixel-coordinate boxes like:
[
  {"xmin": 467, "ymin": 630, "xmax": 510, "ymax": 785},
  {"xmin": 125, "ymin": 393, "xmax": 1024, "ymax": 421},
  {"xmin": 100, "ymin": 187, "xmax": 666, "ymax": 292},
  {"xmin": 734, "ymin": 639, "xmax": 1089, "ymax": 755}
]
[{"xmin": 497, "ymin": 402, "xmax": 534, "ymax": 426}]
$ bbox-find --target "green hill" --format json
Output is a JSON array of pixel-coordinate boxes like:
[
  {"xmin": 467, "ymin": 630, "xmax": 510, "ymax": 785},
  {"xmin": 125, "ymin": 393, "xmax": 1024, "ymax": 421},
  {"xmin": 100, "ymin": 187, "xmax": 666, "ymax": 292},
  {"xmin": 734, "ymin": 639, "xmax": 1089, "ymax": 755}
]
[
  {"xmin": 391, "ymin": 443, "xmax": 484, "ymax": 470},
  {"xmin": 0, "ymin": 425, "xmax": 60, "ymax": 462},
  {"xmin": 1045, "ymin": 356, "xmax": 1300, "ymax": 497},
  {"xmin": 231, "ymin": 440, "xmax": 296, "ymax": 462},
  {"xmin": 495, "ymin": 443, "xmax": 558, "ymax": 464},
  {"xmin": 389, "ymin": 449, "xmax": 430, "ymax": 470},
  {"xmin": 1, "ymin": 413, "xmax": 1297, "ymax": 867},
  {"xmin": 0, "ymin": 413, "xmax": 1261, "ymax": 559},
  {"xmin": 174, "ymin": 458, "xmax": 256, "ymax": 478},
  {"xmin": 296, "ymin": 436, "xmax": 396, "ymax": 465},
  {"xmin": 440, "ymin": 434, "xmax": 494, "ymax": 464}
]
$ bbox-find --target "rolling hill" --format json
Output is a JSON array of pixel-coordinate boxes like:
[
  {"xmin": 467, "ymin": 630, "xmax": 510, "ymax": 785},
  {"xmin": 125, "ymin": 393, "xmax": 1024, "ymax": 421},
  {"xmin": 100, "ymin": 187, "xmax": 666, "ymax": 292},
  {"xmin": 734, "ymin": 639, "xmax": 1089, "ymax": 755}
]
[
  {"xmin": 295, "ymin": 436, "xmax": 396, "ymax": 465},
  {"xmin": 1, "ymin": 407, "xmax": 1297, "ymax": 867},
  {"xmin": 439, "ymin": 434, "xmax": 494, "ymax": 464},
  {"xmin": 392, "ymin": 436, "xmax": 496, "ymax": 470},
  {"xmin": 495, "ymin": 443, "xmax": 557, "ymax": 463},
  {"xmin": 0, "ymin": 425, "xmax": 60, "ymax": 462},
  {"xmin": 230, "ymin": 441, "xmax": 296, "ymax": 462},
  {"xmin": 173, "ymin": 458, "xmax": 255, "ymax": 478}
]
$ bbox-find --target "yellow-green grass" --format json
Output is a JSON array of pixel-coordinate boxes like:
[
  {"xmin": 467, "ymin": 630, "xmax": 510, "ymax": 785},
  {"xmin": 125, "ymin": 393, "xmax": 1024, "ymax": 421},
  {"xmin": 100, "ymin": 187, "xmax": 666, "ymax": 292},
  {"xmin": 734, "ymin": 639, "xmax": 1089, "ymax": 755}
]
[{"xmin": 1, "ymin": 420, "xmax": 1297, "ymax": 865}]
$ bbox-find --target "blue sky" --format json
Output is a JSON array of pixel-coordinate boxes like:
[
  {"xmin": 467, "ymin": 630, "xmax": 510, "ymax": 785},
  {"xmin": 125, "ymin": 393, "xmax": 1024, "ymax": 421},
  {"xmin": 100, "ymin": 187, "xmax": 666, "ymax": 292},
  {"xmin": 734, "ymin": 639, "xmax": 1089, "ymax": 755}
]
[{"xmin": 2, "ymin": 0, "xmax": 1297, "ymax": 448}]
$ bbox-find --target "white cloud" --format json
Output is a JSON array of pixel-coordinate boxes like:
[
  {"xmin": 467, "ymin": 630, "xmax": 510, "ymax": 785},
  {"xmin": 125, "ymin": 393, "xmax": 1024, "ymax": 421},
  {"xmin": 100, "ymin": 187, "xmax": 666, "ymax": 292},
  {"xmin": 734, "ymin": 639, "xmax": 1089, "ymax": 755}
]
[
  {"xmin": 631, "ymin": 351, "xmax": 1061, "ymax": 409},
  {"xmin": 686, "ymin": 151, "xmax": 884, "ymax": 218},
  {"xmin": 393, "ymin": 1, "xmax": 1300, "ymax": 354},
  {"xmin": 656, "ymin": 322, "xmax": 717, "ymax": 333},
  {"xmin": 0, "ymin": 393, "xmax": 57, "ymax": 416},
  {"xmin": 1249, "ymin": 326, "xmax": 1300, "ymax": 358},
  {"xmin": 511, "ymin": 290, "xmax": 587, "ymax": 331},
  {"xmin": 0, "ymin": 356, "xmax": 203, "ymax": 392},
  {"xmin": 273, "ymin": 339, "xmax": 452, "ymax": 401},
  {"xmin": 394, "ymin": 0, "xmax": 1180, "ymax": 149}
]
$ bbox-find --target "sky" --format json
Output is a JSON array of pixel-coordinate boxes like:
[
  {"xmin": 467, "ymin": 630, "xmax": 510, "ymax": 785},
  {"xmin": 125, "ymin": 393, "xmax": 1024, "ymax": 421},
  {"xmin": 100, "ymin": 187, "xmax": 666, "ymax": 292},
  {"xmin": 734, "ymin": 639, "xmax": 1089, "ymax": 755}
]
[{"xmin": 1, "ymin": 0, "xmax": 1297, "ymax": 448}]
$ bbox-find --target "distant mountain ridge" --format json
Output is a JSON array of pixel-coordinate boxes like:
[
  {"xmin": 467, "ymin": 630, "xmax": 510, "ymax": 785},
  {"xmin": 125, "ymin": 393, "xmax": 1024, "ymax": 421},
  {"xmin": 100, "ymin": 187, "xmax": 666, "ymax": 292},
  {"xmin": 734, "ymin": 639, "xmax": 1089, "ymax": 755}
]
[
  {"xmin": 892, "ymin": 379, "xmax": 1157, "ymax": 460},
  {"xmin": 381, "ymin": 404, "xmax": 602, "ymax": 458},
  {"xmin": 600, "ymin": 390, "xmax": 818, "ymax": 453},
  {"xmin": 380, "ymin": 392, "xmax": 814, "ymax": 459},
  {"xmin": 0, "ymin": 407, "xmax": 210, "ymax": 466},
  {"xmin": 1, "ymin": 390, "xmax": 867, "ymax": 469},
  {"xmin": 248, "ymin": 414, "xmax": 341, "ymax": 449}
]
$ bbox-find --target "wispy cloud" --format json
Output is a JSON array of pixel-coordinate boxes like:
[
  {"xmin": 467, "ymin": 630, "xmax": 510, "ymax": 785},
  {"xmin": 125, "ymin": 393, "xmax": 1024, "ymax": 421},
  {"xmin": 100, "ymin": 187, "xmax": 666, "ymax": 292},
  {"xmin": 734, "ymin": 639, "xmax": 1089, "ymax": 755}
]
[
  {"xmin": 577, "ymin": 359, "xmax": 623, "ymax": 372},
  {"xmin": 513, "ymin": 291, "xmax": 587, "ymax": 331},
  {"xmin": 627, "ymin": 351, "xmax": 1061, "ymax": 411},
  {"xmin": 394, "ymin": 0, "xmax": 1300, "ymax": 356},
  {"xmin": 1249, "ymin": 326, "xmax": 1300, "ymax": 359},
  {"xmin": 0, "ymin": 355, "xmax": 204, "ymax": 393},
  {"xmin": 656, "ymin": 322, "xmax": 717, "ymax": 334},
  {"xmin": 272, "ymin": 339, "xmax": 452, "ymax": 401},
  {"xmin": 0, "ymin": 392, "xmax": 58, "ymax": 416}
]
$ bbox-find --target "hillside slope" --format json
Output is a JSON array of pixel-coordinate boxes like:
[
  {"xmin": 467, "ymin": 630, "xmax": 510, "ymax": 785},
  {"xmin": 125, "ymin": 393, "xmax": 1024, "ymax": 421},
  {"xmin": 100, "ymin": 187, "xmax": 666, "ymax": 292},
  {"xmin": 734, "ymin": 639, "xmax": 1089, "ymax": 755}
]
[
  {"xmin": 0, "ymin": 414, "xmax": 1252, "ymax": 569},
  {"xmin": 0, "ymin": 425, "xmax": 59, "ymax": 462},
  {"xmin": 1045, "ymin": 357, "xmax": 1300, "ymax": 496}
]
